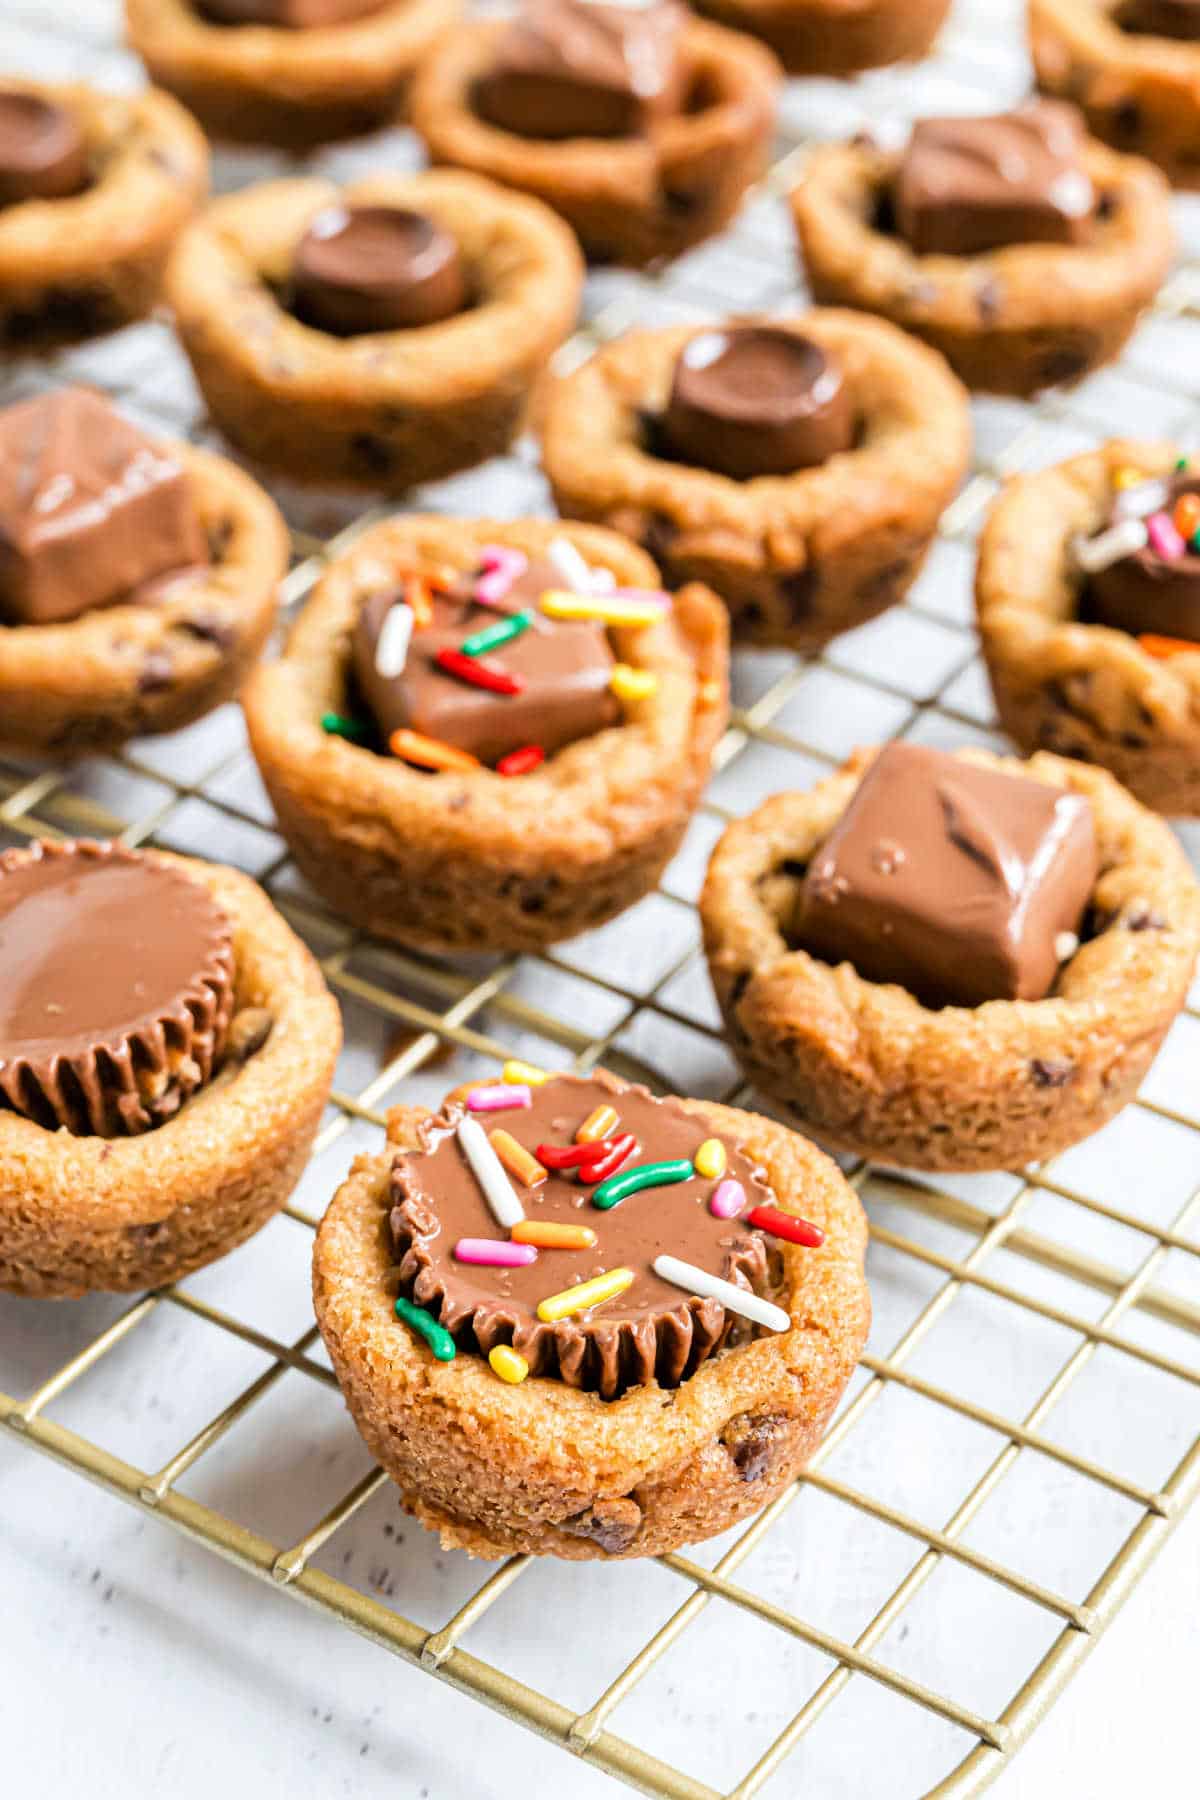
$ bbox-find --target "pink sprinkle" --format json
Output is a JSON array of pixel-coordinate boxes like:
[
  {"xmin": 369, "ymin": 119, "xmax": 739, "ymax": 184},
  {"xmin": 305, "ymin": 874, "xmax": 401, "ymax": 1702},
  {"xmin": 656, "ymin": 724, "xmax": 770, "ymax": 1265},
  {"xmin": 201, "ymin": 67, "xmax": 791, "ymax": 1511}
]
[
  {"xmin": 610, "ymin": 588, "xmax": 672, "ymax": 611},
  {"xmin": 454, "ymin": 1237, "xmax": 538, "ymax": 1268},
  {"xmin": 710, "ymin": 1178, "xmax": 746, "ymax": 1220},
  {"xmin": 476, "ymin": 546, "xmax": 528, "ymax": 606},
  {"xmin": 467, "ymin": 1084, "xmax": 532, "ymax": 1113},
  {"xmin": 1148, "ymin": 512, "xmax": 1186, "ymax": 561}
]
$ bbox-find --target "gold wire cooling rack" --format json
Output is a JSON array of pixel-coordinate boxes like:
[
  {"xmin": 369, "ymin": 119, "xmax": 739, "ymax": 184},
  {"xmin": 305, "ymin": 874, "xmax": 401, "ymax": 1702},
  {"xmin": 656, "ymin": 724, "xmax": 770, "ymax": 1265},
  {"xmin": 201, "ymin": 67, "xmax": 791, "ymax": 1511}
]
[{"xmin": 4, "ymin": 10, "xmax": 1200, "ymax": 1794}]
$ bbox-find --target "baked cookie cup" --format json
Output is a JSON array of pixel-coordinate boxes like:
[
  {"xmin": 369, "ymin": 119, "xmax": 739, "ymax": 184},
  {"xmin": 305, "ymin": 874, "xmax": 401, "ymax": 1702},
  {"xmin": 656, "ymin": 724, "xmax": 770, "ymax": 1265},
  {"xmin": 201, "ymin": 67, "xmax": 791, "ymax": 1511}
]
[
  {"xmin": 409, "ymin": 16, "xmax": 779, "ymax": 268},
  {"xmin": 701, "ymin": 748, "xmax": 1200, "ymax": 1173},
  {"xmin": 0, "ymin": 847, "xmax": 341, "ymax": 1298},
  {"xmin": 166, "ymin": 171, "xmax": 582, "ymax": 492},
  {"xmin": 540, "ymin": 310, "xmax": 970, "ymax": 650},
  {"xmin": 312, "ymin": 1088, "xmax": 869, "ymax": 1559},
  {"xmin": 693, "ymin": 0, "xmax": 951, "ymax": 74},
  {"xmin": 0, "ymin": 79, "xmax": 207, "ymax": 349},
  {"xmin": 242, "ymin": 516, "xmax": 728, "ymax": 953},
  {"xmin": 977, "ymin": 441, "xmax": 1200, "ymax": 815},
  {"xmin": 790, "ymin": 133, "xmax": 1174, "ymax": 396},
  {"xmin": 125, "ymin": 0, "xmax": 461, "ymax": 150}
]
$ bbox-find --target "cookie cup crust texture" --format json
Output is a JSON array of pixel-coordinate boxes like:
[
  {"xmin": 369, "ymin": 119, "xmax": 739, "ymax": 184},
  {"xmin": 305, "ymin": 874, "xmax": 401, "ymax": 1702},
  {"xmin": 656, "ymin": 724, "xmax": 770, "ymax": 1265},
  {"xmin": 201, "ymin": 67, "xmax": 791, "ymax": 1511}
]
[
  {"xmin": 312, "ymin": 1095, "xmax": 869, "ymax": 1559},
  {"xmin": 701, "ymin": 748, "xmax": 1200, "ymax": 1172},
  {"xmin": 0, "ymin": 852, "xmax": 342, "ymax": 1298},
  {"xmin": 1031, "ymin": 0, "xmax": 1200, "ymax": 188},
  {"xmin": 540, "ymin": 310, "xmax": 970, "ymax": 650},
  {"xmin": 125, "ymin": 0, "xmax": 461, "ymax": 149},
  {"xmin": 693, "ymin": 0, "xmax": 951, "ymax": 75},
  {"xmin": 0, "ymin": 79, "xmax": 208, "ymax": 348},
  {"xmin": 242, "ymin": 516, "xmax": 729, "ymax": 953},
  {"xmin": 409, "ymin": 17, "xmax": 779, "ymax": 267},
  {"xmin": 790, "ymin": 135, "xmax": 1174, "ymax": 396},
  {"xmin": 0, "ymin": 442, "xmax": 289, "ymax": 759},
  {"xmin": 166, "ymin": 172, "xmax": 583, "ymax": 492},
  {"xmin": 977, "ymin": 440, "xmax": 1200, "ymax": 816}
]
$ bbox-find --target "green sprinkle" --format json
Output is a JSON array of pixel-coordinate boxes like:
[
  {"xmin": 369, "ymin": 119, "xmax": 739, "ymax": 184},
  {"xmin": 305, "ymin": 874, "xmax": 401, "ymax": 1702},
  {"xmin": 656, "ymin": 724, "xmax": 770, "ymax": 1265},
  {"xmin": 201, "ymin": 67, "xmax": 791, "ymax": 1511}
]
[
  {"xmin": 592, "ymin": 1158, "xmax": 694, "ymax": 1212},
  {"xmin": 322, "ymin": 711, "xmax": 369, "ymax": 744},
  {"xmin": 1178, "ymin": 457, "xmax": 1191, "ymax": 472},
  {"xmin": 460, "ymin": 610, "xmax": 533, "ymax": 657},
  {"xmin": 394, "ymin": 1296, "xmax": 457, "ymax": 1361}
]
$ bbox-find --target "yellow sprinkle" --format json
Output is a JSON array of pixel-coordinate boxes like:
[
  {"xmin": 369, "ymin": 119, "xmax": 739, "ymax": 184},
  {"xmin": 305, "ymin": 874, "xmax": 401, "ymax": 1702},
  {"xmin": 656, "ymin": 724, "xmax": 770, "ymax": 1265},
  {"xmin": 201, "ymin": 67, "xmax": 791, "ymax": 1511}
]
[
  {"xmin": 503, "ymin": 1059, "xmax": 549, "ymax": 1086},
  {"xmin": 540, "ymin": 590, "xmax": 663, "ymax": 627},
  {"xmin": 576, "ymin": 1103, "xmax": 619, "ymax": 1144},
  {"xmin": 489, "ymin": 1345, "xmax": 529, "ymax": 1385},
  {"xmin": 537, "ymin": 1267, "xmax": 634, "ymax": 1323},
  {"xmin": 1113, "ymin": 466, "xmax": 1147, "ymax": 490},
  {"xmin": 610, "ymin": 664, "xmax": 659, "ymax": 704},
  {"xmin": 489, "ymin": 1128, "xmax": 548, "ymax": 1188},
  {"xmin": 694, "ymin": 1138, "xmax": 727, "ymax": 1180}
]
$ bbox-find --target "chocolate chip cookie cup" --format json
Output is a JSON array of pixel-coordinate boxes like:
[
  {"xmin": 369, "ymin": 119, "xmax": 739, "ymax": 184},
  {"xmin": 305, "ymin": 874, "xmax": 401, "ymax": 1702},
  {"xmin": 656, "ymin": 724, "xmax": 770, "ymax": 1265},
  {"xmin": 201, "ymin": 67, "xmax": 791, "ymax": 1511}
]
[
  {"xmin": 540, "ymin": 310, "xmax": 970, "ymax": 650},
  {"xmin": 0, "ymin": 78, "xmax": 207, "ymax": 348},
  {"xmin": 701, "ymin": 745, "xmax": 1200, "ymax": 1173},
  {"xmin": 408, "ymin": 8, "xmax": 779, "ymax": 267},
  {"xmin": 243, "ymin": 516, "xmax": 728, "ymax": 952},
  {"xmin": 166, "ymin": 171, "xmax": 582, "ymax": 492},
  {"xmin": 693, "ymin": 0, "xmax": 951, "ymax": 74},
  {"xmin": 0, "ymin": 840, "xmax": 341, "ymax": 1298},
  {"xmin": 0, "ymin": 388, "xmax": 288, "ymax": 760},
  {"xmin": 790, "ymin": 108, "xmax": 1173, "ymax": 396},
  {"xmin": 125, "ymin": 0, "xmax": 461, "ymax": 150},
  {"xmin": 977, "ymin": 441, "xmax": 1200, "ymax": 815},
  {"xmin": 312, "ymin": 1072, "xmax": 869, "ymax": 1558}
]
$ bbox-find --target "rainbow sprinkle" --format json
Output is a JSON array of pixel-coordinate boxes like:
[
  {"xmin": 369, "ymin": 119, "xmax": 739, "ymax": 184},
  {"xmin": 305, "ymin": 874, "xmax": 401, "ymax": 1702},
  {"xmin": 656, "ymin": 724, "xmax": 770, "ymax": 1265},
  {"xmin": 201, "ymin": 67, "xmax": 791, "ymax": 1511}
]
[
  {"xmin": 592, "ymin": 1157, "xmax": 693, "ymax": 1212},
  {"xmin": 576, "ymin": 1104, "xmax": 619, "ymax": 1144},
  {"xmin": 466, "ymin": 1084, "xmax": 532, "ymax": 1113},
  {"xmin": 610, "ymin": 664, "xmax": 659, "ymax": 704},
  {"xmin": 503, "ymin": 1060, "xmax": 549, "ymax": 1086},
  {"xmin": 489, "ymin": 1129, "xmax": 547, "ymax": 1188},
  {"xmin": 321, "ymin": 711, "xmax": 369, "ymax": 744},
  {"xmin": 454, "ymin": 1237, "xmax": 538, "ymax": 1268},
  {"xmin": 709, "ymin": 1178, "xmax": 746, "ymax": 1220},
  {"xmin": 693, "ymin": 1138, "xmax": 727, "ymax": 1180},
  {"xmin": 488, "ymin": 1345, "xmax": 530, "ymax": 1384},
  {"xmin": 652, "ymin": 1255, "xmax": 790, "ymax": 1333},
  {"xmin": 394, "ymin": 1296, "xmax": 456, "ymax": 1361},
  {"xmin": 536, "ymin": 1266, "xmax": 634, "ymax": 1322},
  {"xmin": 460, "ymin": 611, "xmax": 532, "ymax": 657},
  {"xmin": 512, "ymin": 1219, "xmax": 597, "ymax": 1250}
]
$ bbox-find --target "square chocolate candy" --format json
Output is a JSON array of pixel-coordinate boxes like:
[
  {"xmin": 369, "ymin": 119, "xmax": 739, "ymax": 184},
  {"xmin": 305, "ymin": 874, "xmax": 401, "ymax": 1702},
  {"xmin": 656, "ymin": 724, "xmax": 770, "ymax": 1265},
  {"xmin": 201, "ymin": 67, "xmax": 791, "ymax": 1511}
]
[{"xmin": 796, "ymin": 742, "xmax": 1099, "ymax": 1009}]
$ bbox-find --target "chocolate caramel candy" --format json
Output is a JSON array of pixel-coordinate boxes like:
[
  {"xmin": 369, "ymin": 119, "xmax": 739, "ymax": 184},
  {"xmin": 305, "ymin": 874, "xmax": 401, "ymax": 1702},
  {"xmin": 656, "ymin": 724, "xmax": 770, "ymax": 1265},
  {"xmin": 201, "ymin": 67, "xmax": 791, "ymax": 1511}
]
[
  {"xmin": 474, "ymin": 0, "xmax": 688, "ymax": 142},
  {"xmin": 660, "ymin": 326, "xmax": 855, "ymax": 480},
  {"xmin": 0, "ymin": 388, "xmax": 207, "ymax": 628},
  {"xmin": 290, "ymin": 206, "xmax": 468, "ymax": 336},
  {"xmin": 0, "ymin": 840, "xmax": 235, "ymax": 1138},
  {"xmin": 795, "ymin": 742, "xmax": 1099, "ymax": 1010},
  {"xmin": 0, "ymin": 90, "xmax": 88, "ymax": 207},
  {"xmin": 893, "ymin": 101, "xmax": 1096, "ymax": 258},
  {"xmin": 1087, "ymin": 473, "xmax": 1200, "ymax": 644},
  {"xmin": 1117, "ymin": 0, "xmax": 1200, "ymax": 38},
  {"xmin": 197, "ymin": 0, "xmax": 387, "ymax": 25}
]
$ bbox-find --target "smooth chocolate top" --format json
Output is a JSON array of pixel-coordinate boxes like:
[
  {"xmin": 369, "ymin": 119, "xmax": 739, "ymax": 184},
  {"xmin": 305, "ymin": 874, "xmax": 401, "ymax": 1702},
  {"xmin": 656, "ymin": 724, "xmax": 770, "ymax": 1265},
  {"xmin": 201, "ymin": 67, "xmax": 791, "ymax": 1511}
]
[
  {"xmin": 391, "ymin": 1072, "xmax": 776, "ymax": 1398},
  {"xmin": 290, "ymin": 206, "xmax": 468, "ymax": 337},
  {"xmin": 196, "ymin": 0, "xmax": 387, "ymax": 25},
  {"xmin": 1088, "ymin": 472, "xmax": 1200, "ymax": 643},
  {"xmin": 795, "ymin": 742, "xmax": 1099, "ymax": 1010},
  {"xmin": 352, "ymin": 552, "xmax": 621, "ymax": 764},
  {"xmin": 474, "ymin": 0, "xmax": 688, "ymax": 141},
  {"xmin": 659, "ymin": 327, "xmax": 855, "ymax": 480},
  {"xmin": 893, "ymin": 101, "xmax": 1096, "ymax": 258},
  {"xmin": 1118, "ymin": 0, "xmax": 1200, "ymax": 38},
  {"xmin": 0, "ymin": 387, "xmax": 207, "ymax": 628},
  {"xmin": 0, "ymin": 840, "xmax": 235, "ymax": 1138},
  {"xmin": 0, "ymin": 91, "xmax": 89, "ymax": 207}
]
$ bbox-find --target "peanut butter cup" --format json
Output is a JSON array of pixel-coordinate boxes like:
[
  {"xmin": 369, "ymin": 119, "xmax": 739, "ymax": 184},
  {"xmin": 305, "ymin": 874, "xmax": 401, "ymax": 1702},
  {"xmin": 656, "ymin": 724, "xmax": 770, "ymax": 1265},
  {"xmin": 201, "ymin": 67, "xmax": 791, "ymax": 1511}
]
[
  {"xmin": 1083, "ymin": 470, "xmax": 1200, "ymax": 643},
  {"xmin": 0, "ymin": 90, "xmax": 89, "ymax": 206},
  {"xmin": 198, "ymin": 0, "xmax": 385, "ymax": 22},
  {"xmin": 290, "ymin": 205, "xmax": 468, "ymax": 335},
  {"xmin": 690, "ymin": 0, "xmax": 950, "ymax": 76}
]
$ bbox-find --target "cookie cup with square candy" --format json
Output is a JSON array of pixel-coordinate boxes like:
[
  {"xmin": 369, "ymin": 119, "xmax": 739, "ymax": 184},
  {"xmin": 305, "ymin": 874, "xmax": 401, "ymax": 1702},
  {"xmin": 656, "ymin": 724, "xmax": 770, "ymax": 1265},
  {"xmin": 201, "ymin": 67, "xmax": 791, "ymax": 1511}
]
[
  {"xmin": 790, "ymin": 132, "xmax": 1173, "ymax": 395},
  {"xmin": 312, "ymin": 1087, "xmax": 869, "ymax": 1559},
  {"xmin": 0, "ymin": 847, "xmax": 341, "ymax": 1298},
  {"xmin": 693, "ymin": 0, "xmax": 950, "ymax": 74},
  {"xmin": 242, "ymin": 516, "xmax": 728, "ymax": 952},
  {"xmin": 409, "ymin": 16, "xmax": 779, "ymax": 268},
  {"xmin": 541, "ymin": 310, "xmax": 969, "ymax": 649},
  {"xmin": 0, "ymin": 78, "xmax": 207, "ymax": 349},
  {"xmin": 701, "ymin": 748, "xmax": 1200, "ymax": 1172}
]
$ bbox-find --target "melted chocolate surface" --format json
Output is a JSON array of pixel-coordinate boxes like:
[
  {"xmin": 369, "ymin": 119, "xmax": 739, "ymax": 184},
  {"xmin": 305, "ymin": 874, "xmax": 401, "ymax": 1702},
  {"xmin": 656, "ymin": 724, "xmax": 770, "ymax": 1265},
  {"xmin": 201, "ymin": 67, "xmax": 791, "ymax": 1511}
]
[{"xmin": 1087, "ymin": 472, "xmax": 1200, "ymax": 643}]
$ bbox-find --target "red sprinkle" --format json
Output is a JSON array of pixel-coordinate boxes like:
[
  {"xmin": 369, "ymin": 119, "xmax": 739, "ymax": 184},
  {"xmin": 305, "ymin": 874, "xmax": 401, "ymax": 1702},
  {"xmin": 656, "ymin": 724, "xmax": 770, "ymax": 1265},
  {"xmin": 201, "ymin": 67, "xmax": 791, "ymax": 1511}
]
[
  {"xmin": 436, "ymin": 648, "xmax": 525, "ymax": 695},
  {"xmin": 578, "ymin": 1133, "xmax": 639, "ymax": 1185},
  {"xmin": 747, "ymin": 1204, "xmax": 824, "ymax": 1249},
  {"xmin": 497, "ymin": 744, "xmax": 545, "ymax": 778},
  {"xmin": 536, "ymin": 1141, "xmax": 613, "ymax": 1170}
]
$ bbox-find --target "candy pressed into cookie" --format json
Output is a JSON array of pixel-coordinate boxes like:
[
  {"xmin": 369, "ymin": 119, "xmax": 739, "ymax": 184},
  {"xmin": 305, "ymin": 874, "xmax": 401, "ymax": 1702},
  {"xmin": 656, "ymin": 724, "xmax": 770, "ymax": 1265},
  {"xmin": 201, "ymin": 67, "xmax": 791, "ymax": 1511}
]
[
  {"xmin": 0, "ymin": 78, "xmax": 207, "ymax": 348},
  {"xmin": 541, "ymin": 310, "xmax": 970, "ymax": 649},
  {"xmin": 692, "ymin": 0, "xmax": 951, "ymax": 74},
  {"xmin": 0, "ymin": 839, "xmax": 341, "ymax": 1297},
  {"xmin": 243, "ymin": 515, "xmax": 728, "ymax": 952},
  {"xmin": 701, "ymin": 743, "xmax": 1200, "ymax": 1172},
  {"xmin": 409, "ymin": 0, "xmax": 780, "ymax": 267},
  {"xmin": 166, "ymin": 171, "xmax": 582, "ymax": 491},
  {"xmin": 313, "ymin": 1070, "xmax": 869, "ymax": 1558}
]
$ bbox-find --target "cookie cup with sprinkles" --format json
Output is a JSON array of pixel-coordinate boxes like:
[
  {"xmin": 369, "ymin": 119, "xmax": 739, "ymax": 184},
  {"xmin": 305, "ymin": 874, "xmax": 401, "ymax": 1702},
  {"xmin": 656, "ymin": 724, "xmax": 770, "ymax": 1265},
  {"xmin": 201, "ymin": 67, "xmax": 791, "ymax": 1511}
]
[
  {"xmin": 977, "ymin": 440, "xmax": 1200, "ymax": 816},
  {"xmin": 0, "ymin": 842, "xmax": 341, "ymax": 1298},
  {"xmin": 701, "ymin": 747, "xmax": 1200, "ymax": 1173},
  {"xmin": 312, "ymin": 1073, "xmax": 869, "ymax": 1559},
  {"xmin": 242, "ymin": 516, "xmax": 728, "ymax": 953}
]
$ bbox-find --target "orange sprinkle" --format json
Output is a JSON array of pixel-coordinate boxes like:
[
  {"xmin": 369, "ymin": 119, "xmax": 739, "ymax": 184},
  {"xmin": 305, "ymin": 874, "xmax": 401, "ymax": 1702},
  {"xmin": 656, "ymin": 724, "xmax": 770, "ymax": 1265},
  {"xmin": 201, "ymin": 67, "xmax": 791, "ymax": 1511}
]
[
  {"xmin": 489, "ymin": 1129, "xmax": 547, "ymax": 1189},
  {"xmin": 1138, "ymin": 633, "xmax": 1200, "ymax": 661},
  {"xmin": 406, "ymin": 574, "xmax": 435, "ymax": 628},
  {"xmin": 576, "ymin": 1103, "xmax": 619, "ymax": 1144},
  {"xmin": 1175, "ymin": 494, "xmax": 1200, "ymax": 542},
  {"xmin": 389, "ymin": 728, "xmax": 481, "ymax": 772},
  {"xmin": 512, "ymin": 1219, "xmax": 598, "ymax": 1251}
]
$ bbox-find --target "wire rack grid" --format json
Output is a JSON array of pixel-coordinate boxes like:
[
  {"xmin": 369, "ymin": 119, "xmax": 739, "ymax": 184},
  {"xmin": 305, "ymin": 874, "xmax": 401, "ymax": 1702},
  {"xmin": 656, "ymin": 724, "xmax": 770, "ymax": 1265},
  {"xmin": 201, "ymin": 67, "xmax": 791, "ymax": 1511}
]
[{"xmin": 2, "ymin": 2, "xmax": 1200, "ymax": 1797}]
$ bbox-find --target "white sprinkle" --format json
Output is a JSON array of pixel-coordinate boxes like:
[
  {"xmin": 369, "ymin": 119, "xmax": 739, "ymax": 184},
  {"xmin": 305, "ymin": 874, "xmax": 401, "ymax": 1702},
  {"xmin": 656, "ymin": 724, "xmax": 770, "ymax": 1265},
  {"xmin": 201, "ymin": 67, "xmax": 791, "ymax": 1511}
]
[
  {"xmin": 1055, "ymin": 930, "xmax": 1080, "ymax": 962},
  {"xmin": 1071, "ymin": 518, "xmax": 1148, "ymax": 574},
  {"xmin": 1113, "ymin": 478, "xmax": 1170, "ymax": 523},
  {"xmin": 653, "ymin": 1254, "xmax": 791, "ymax": 1333},
  {"xmin": 457, "ymin": 1115, "xmax": 525, "ymax": 1229},
  {"xmin": 547, "ymin": 535, "xmax": 615, "ymax": 597},
  {"xmin": 374, "ymin": 601, "xmax": 414, "ymax": 679}
]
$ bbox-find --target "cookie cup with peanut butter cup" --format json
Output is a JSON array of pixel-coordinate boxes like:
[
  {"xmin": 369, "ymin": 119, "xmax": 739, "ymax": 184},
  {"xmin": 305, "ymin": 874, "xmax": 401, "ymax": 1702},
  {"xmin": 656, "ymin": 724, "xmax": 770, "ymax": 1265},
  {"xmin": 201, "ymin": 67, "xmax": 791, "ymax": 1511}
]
[
  {"xmin": 692, "ymin": 0, "xmax": 950, "ymax": 74},
  {"xmin": 312, "ymin": 1071, "xmax": 869, "ymax": 1559},
  {"xmin": 0, "ymin": 840, "xmax": 341, "ymax": 1298},
  {"xmin": 701, "ymin": 746, "xmax": 1200, "ymax": 1173},
  {"xmin": 242, "ymin": 515, "xmax": 728, "ymax": 953}
]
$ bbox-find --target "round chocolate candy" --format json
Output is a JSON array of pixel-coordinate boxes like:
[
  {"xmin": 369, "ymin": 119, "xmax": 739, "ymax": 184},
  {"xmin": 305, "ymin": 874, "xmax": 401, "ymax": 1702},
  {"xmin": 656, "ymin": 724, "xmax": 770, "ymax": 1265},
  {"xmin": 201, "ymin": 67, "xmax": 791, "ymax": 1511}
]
[
  {"xmin": 290, "ymin": 205, "xmax": 468, "ymax": 337},
  {"xmin": 659, "ymin": 326, "xmax": 855, "ymax": 481},
  {"xmin": 0, "ymin": 90, "xmax": 89, "ymax": 207}
]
